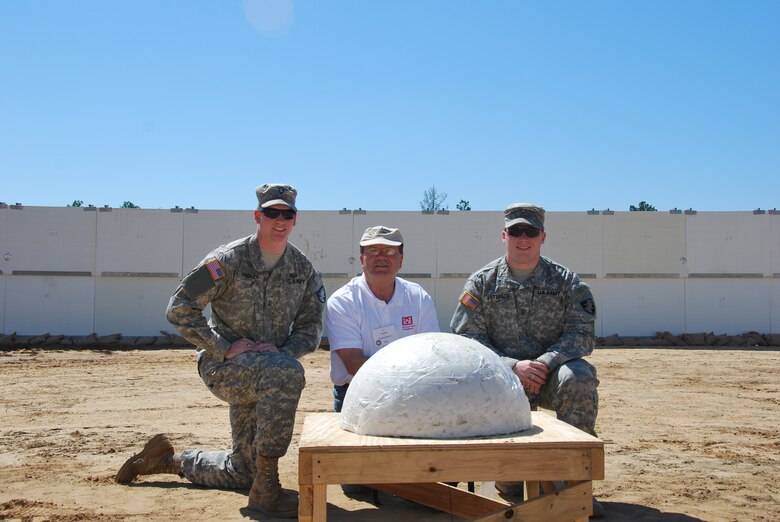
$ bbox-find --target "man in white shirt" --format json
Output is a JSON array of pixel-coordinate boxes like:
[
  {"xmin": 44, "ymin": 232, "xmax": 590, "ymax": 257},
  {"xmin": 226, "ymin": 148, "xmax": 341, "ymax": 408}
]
[{"xmin": 326, "ymin": 225, "xmax": 440, "ymax": 413}]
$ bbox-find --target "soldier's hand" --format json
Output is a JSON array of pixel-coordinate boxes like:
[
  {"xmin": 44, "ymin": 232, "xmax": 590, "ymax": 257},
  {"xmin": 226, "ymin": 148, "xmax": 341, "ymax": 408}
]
[
  {"xmin": 513, "ymin": 360, "xmax": 549, "ymax": 394},
  {"xmin": 249, "ymin": 342, "xmax": 279, "ymax": 353},
  {"xmin": 224, "ymin": 338, "xmax": 256, "ymax": 360}
]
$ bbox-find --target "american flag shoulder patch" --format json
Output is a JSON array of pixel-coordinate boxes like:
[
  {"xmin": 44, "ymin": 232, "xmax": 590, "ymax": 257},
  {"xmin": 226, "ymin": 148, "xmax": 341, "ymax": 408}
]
[
  {"xmin": 459, "ymin": 291, "xmax": 480, "ymax": 310},
  {"xmin": 205, "ymin": 257, "xmax": 225, "ymax": 282}
]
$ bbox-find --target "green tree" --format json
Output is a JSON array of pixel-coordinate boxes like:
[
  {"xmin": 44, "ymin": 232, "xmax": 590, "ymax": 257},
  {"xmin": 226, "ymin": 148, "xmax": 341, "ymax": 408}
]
[
  {"xmin": 420, "ymin": 186, "xmax": 448, "ymax": 212},
  {"xmin": 121, "ymin": 201, "xmax": 140, "ymax": 208},
  {"xmin": 629, "ymin": 201, "xmax": 657, "ymax": 211},
  {"xmin": 456, "ymin": 199, "xmax": 471, "ymax": 211},
  {"xmin": 67, "ymin": 200, "xmax": 84, "ymax": 207}
]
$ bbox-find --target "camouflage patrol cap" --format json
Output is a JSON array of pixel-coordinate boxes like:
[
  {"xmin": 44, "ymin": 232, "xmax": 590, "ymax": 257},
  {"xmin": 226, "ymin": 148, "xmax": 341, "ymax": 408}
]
[
  {"xmin": 504, "ymin": 202, "xmax": 545, "ymax": 230},
  {"xmin": 256, "ymin": 183, "xmax": 297, "ymax": 211},
  {"xmin": 359, "ymin": 226, "xmax": 404, "ymax": 247}
]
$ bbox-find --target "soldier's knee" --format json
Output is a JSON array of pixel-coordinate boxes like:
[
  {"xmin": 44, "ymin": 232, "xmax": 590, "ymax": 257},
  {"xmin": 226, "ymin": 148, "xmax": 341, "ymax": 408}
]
[
  {"xmin": 273, "ymin": 357, "xmax": 306, "ymax": 391},
  {"xmin": 557, "ymin": 359, "xmax": 597, "ymax": 381},
  {"xmin": 555, "ymin": 359, "xmax": 598, "ymax": 394}
]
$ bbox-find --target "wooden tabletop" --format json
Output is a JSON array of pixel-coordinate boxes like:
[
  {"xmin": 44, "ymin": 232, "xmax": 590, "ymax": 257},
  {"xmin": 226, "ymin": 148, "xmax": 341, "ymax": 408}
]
[{"xmin": 300, "ymin": 411, "xmax": 603, "ymax": 452}]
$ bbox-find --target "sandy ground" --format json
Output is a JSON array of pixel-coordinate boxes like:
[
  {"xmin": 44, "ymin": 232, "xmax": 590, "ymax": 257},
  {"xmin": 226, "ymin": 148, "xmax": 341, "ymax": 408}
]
[{"xmin": 0, "ymin": 346, "xmax": 778, "ymax": 522}]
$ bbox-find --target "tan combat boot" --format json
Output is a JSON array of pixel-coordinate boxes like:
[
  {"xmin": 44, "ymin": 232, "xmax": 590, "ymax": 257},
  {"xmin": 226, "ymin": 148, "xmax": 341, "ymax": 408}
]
[
  {"xmin": 247, "ymin": 456, "xmax": 298, "ymax": 518},
  {"xmin": 115, "ymin": 433, "xmax": 182, "ymax": 484}
]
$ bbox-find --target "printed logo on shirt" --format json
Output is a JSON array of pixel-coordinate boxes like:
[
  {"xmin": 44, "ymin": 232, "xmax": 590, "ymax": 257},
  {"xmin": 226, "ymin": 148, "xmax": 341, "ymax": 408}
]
[
  {"xmin": 401, "ymin": 315, "xmax": 415, "ymax": 331},
  {"xmin": 205, "ymin": 258, "xmax": 225, "ymax": 282}
]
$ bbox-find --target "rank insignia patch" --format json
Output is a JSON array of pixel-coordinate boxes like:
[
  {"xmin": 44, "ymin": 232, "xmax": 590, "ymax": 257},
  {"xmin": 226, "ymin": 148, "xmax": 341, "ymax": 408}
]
[
  {"xmin": 459, "ymin": 291, "xmax": 480, "ymax": 311},
  {"xmin": 205, "ymin": 258, "xmax": 225, "ymax": 282}
]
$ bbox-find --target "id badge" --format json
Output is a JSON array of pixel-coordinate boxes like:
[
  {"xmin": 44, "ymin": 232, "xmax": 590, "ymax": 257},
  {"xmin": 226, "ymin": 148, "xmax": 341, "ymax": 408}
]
[{"xmin": 371, "ymin": 326, "xmax": 398, "ymax": 352}]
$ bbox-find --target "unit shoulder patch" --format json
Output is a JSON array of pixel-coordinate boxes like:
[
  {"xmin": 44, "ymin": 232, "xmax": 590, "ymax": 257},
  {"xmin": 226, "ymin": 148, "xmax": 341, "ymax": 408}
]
[
  {"xmin": 580, "ymin": 297, "xmax": 596, "ymax": 315},
  {"xmin": 184, "ymin": 260, "xmax": 224, "ymax": 299}
]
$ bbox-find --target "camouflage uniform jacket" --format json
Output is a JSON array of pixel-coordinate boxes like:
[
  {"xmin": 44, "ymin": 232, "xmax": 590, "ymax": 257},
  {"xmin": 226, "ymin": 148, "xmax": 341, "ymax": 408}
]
[
  {"xmin": 450, "ymin": 255, "xmax": 595, "ymax": 372},
  {"xmin": 166, "ymin": 234, "xmax": 325, "ymax": 364}
]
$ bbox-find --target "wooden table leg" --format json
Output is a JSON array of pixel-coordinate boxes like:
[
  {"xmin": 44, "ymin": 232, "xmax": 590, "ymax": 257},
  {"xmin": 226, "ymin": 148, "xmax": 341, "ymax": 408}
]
[
  {"xmin": 298, "ymin": 449, "xmax": 315, "ymax": 522},
  {"xmin": 312, "ymin": 484, "xmax": 327, "ymax": 522},
  {"xmin": 525, "ymin": 481, "xmax": 540, "ymax": 499},
  {"xmin": 298, "ymin": 483, "xmax": 313, "ymax": 522}
]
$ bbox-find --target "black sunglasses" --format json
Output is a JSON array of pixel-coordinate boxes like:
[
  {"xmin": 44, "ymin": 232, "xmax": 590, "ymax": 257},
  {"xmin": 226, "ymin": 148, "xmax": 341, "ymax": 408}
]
[
  {"xmin": 506, "ymin": 226, "xmax": 541, "ymax": 238},
  {"xmin": 261, "ymin": 208, "xmax": 296, "ymax": 220}
]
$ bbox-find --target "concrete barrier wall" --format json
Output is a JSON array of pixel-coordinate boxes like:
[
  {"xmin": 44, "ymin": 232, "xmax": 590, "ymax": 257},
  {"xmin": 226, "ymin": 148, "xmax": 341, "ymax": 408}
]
[{"xmin": 1, "ymin": 205, "xmax": 778, "ymax": 337}]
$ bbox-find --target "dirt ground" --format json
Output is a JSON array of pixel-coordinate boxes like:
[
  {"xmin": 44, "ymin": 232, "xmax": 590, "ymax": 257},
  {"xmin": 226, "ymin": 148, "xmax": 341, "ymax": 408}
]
[{"xmin": 0, "ymin": 346, "xmax": 778, "ymax": 522}]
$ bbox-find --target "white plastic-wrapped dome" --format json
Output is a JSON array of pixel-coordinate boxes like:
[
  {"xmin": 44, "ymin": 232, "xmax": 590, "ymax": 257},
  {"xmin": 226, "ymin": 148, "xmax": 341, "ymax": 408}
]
[{"xmin": 340, "ymin": 332, "xmax": 532, "ymax": 438}]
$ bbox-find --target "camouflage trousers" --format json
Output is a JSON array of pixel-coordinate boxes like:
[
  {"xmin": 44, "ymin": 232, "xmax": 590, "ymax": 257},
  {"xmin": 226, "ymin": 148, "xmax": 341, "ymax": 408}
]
[
  {"xmin": 180, "ymin": 351, "xmax": 305, "ymax": 488},
  {"xmin": 528, "ymin": 358, "xmax": 599, "ymax": 436}
]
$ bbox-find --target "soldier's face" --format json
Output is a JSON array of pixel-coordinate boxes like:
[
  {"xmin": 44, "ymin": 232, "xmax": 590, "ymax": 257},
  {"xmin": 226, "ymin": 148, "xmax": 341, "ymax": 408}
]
[
  {"xmin": 502, "ymin": 227, "xmax": 545, "ymax": 269},
  {"xmin": 360, "ymin": 246, "xmax": 403, "ymax": 281},
  {"xmin": 254, "ymin": 205, "xmax": 297, "ymax": 244}
]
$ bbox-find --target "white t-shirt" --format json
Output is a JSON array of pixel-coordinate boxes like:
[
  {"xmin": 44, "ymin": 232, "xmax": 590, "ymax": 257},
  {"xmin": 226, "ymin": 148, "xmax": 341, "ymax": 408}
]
[{"xmin": 327, "ymin": 275, "xmax": 440, "ymax": 385}]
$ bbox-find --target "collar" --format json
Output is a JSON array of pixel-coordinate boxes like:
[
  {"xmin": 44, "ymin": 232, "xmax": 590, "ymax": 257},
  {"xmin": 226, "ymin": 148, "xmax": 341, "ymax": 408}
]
[
  {"xmin": 249, "ymin": 234, "xmax": 286, "ymax": 272},
  {"xmin": 359, "ymin": 274, "xmax": 401, "ymax": 305},
  {"xmin": 498, "ymin": 256, "xmax": 543, "ymax": 286}
]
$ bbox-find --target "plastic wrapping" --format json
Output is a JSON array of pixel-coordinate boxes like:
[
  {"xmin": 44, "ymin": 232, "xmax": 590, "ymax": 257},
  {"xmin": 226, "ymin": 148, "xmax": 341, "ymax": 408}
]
[{"xmin": 340, "ymin": 332, "xmax": 533, "ymax": 438}]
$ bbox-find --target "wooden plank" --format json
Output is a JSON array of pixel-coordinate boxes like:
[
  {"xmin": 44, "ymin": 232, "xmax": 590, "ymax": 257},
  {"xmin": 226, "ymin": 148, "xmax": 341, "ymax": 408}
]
[
  {"xmin": 312, "ymin": 484, "xmax": 327, "ymax": 522},
  {"xmin": 299, "ymin": 448, "xmax": 314, "ymax": 521},
  {"xmin": 309, "ymin": 448, "xmax": 595, "ymax": 484},
  {"xmin": 470, "ymin": 481, "xmax": 592, "ymax": 522},
  {"xmin": 299, "ymin": 412, "xmax": 603, "ymax": 452},
  {"xmin": 368, "ymin": 482, "xmax": 510, "ymax": 519},
  {"xmin": 298, "ymin": 483, "xmax": 313, "ymax": 522},
  {"xmin": 591, "ymin": 447, "xmax": 605, "ymax": 480},
  {"xmin": 299, "ymin": 451, "xmax": 313, "ymax": 485}
]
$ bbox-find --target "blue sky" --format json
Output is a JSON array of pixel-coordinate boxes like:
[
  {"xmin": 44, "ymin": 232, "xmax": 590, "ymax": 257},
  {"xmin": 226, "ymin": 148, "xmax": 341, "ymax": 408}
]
[{"xmin": 1, "ymin": 1, "xmax": 778, "ymax": 212}]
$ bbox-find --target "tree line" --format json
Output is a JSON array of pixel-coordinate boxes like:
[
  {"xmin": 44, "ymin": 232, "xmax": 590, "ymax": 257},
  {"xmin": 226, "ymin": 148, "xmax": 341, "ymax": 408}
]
[{"xmin": 64, "ymin": 192, "xmax": 657, "ymax": 212}]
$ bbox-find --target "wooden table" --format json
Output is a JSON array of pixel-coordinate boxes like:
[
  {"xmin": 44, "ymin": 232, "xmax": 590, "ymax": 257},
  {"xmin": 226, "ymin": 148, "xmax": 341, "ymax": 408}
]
[{"xmin": 298, "ymin": 411, "xmax": 604, "ymax": 521}]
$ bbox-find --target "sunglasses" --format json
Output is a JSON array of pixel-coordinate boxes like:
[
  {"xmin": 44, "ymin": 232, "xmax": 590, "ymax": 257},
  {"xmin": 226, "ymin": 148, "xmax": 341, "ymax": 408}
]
[
  {"xmin": 506, "ymin": 226, "xmax": 541, "ymax": 238},
  {"xmin": 261, "ymin": 208, "xmax": 296, "ymax": 220}
]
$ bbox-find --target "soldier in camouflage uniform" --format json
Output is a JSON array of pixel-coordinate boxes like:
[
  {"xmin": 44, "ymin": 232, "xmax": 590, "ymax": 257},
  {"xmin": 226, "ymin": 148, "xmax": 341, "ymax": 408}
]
[
  {"xmin": 450, "ymin": 202, "xmax": 603, "ymax": 517},
  {"xmin": 115, "ymin": 183, "xmax": 325, "ymax": 519}
]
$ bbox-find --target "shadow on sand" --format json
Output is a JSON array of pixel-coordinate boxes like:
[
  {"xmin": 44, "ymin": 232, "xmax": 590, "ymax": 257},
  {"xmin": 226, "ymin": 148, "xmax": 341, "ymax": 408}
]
[{"xmin": 596, "ymin": 501, "xmax": 704, "ymax": 521}]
